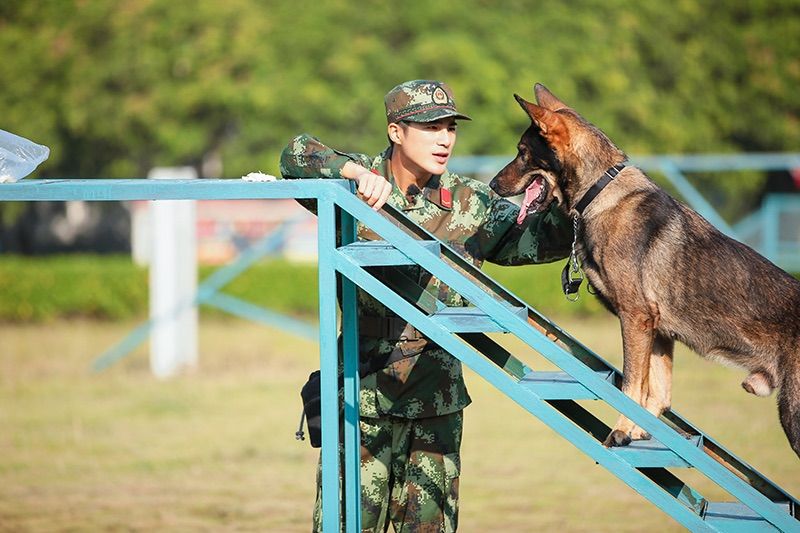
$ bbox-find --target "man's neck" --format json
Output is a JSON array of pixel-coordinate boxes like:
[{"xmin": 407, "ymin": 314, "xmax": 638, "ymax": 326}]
[{"xmin": 390, "ymin": 152, "xmax": 431, "ymax": 195}]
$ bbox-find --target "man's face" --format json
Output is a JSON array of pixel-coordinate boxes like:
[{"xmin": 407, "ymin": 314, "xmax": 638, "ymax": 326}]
[{"xmin": 391, "ymin": 117, "xmax": 458, "ymax": 177}]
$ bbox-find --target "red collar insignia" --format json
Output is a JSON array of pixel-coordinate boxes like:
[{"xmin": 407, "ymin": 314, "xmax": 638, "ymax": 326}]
[{"xmin": 440, "ymin": 187, "xmax": 452, "ymax": 209}]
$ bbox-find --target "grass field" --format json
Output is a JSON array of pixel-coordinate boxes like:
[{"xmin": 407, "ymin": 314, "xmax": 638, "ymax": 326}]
[{"xmin": 1, "ymin": 316, "xmax": 798, "ymax": 532}]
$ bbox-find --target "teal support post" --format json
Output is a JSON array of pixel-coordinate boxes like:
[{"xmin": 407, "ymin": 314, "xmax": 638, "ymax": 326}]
[
  {"xmin": 339, "ymin": 202, "xmax": 362, "ymax": 532},
  {"xmin": 317, "ymin": 195, "xmax": 341, "ymax": 531}
]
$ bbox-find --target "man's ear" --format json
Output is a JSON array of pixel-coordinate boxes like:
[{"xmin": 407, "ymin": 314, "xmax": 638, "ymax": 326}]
[{"xmin": 387, "ymin": 123, "xmax": 403, "ymax": 144}]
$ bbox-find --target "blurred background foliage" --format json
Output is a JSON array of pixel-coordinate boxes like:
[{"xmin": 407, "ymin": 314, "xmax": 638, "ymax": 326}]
[
  {"xmin": 0, "ymin": 256, "xmax": 604, "ymax": 322},
  {"xmin": 1, "ymin": 0, "xmax": 798, "ymax": 211}
]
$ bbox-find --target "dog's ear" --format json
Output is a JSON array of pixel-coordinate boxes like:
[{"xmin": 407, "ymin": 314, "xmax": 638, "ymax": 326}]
[
  {"xmin": 514, "ymin": 94, "xmax": 562, "ymax": 135},
  {"xmin": 534, "ymin": 83, "xmax": 570, "ymax": 112}
]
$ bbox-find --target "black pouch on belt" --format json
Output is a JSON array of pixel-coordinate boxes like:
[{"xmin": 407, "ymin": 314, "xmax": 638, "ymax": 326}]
[
  {"xmin": 298, "ymin": 370, "xmax": 323, "ymax": 448},
  {"xmin": 296, "ymin": 319, "xmax": 434, "ymax": 448}
]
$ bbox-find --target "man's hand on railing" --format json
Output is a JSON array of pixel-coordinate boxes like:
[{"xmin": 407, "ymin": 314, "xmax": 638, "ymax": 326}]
[{"xmin": 342, "ymin": 161, "xmax": 392, "ymax": 211}]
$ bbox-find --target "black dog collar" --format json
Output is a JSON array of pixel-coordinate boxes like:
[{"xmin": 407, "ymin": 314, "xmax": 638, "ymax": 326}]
[{"xmin": 574, "ymin": 163, "xmax": 626, "ymax": 215}]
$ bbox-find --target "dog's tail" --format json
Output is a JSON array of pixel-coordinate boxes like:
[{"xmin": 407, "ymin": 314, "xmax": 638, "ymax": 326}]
[{"xmin": 777, "ymin": 358, "xmax": 800, "ymax": 459}]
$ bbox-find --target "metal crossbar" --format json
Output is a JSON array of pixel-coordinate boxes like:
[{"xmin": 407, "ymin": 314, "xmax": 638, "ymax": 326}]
[{"xmin": 1, "ymin": 178, "xmax": 798, "ymax": 532}]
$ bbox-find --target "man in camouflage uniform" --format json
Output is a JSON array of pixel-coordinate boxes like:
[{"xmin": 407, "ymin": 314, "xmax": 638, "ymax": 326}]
[{"xmin": 280, "ymin": 80, "xmax": 572, "ymax": 532}]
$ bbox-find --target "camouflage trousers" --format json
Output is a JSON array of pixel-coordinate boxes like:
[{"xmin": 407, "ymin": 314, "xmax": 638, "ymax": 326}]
[{"xmin": 313, "ymin": 411, "xmax": 463, "ymax": 532}]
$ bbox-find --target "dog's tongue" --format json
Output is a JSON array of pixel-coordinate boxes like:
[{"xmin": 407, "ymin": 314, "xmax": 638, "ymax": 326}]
[{"xmin": 516, "ymin": 179, "xmax": 543, "ymax": 224}]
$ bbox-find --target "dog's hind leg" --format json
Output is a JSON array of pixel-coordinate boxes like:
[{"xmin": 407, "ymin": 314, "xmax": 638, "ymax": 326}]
[
  {"xmin": 604, "ymin": 309, "xmax": 657, "ymax": 447},
  {"xmin": 777, "ymin": 358, "xmax": 800, "ymax": 459}
]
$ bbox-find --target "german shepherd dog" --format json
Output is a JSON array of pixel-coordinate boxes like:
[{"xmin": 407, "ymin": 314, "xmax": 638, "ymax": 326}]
[{"xmin": 489, "ymin": 84, "xmax": 800, "ymax": 458}]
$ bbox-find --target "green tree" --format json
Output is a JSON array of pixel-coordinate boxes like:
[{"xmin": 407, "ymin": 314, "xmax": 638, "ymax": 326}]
[{"xmin": 0, "ymin": 0, "xmax": 797, "ymax": 219}]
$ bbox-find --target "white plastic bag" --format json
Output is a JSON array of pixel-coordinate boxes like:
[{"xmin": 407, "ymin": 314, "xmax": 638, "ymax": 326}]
[
  {"xmin": 241, "ymin": 171, "xmax": 277, "ymax": 182},
  {"xmin": 0, "ymin": 129, "xmax": 50, "ymax": 183}
]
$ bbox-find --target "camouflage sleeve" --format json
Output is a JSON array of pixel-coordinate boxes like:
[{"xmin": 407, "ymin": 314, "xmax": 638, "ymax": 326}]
[
  {"xmin": 472, "ymin": 193, "xmax": 574, "ymax": 266},
  {"xmin": 279, "ymin": 134, "xmax": 372, "ymax": 179}
]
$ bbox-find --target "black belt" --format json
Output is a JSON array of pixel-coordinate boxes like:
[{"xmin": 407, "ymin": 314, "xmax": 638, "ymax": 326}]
[{"xmin": 357, "ymin": 316, "xmax": 438, "ymax": 377}]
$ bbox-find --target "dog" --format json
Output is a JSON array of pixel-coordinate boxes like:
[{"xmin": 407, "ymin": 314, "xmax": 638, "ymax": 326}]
[{"xmin": 489, "ymin": 83, "xmax": 800, "ymax": 458}]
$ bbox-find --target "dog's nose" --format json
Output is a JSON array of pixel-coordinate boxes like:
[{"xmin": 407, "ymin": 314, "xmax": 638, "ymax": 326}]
[{"xmin": 488, "ymin": 177, "xmax": 501, "ymax": 193}]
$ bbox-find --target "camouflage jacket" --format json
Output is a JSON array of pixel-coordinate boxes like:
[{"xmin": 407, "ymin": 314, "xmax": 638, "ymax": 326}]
[{"xmin": 280, "ymin": 134, "xmax": 572, "ymax": 419}]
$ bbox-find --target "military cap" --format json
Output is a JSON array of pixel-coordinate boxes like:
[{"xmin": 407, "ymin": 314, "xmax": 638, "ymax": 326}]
[{"xmin": 384, "ymin": 80, "xmax": 472, "ymax": 124}]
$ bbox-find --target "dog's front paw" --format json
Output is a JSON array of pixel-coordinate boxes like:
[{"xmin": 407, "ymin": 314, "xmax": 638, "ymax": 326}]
[{"xmin": 603, "ymin": 429, "xmax": 632, "ymax": 447}]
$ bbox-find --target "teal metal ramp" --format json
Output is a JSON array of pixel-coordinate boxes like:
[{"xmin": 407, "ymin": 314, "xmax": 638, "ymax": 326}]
[
  {"xmin": 1, "ymin": 178, "xmax": 797, "ymax": 532},
  {"xmin": 322, "ymin": 187, "xmax": 800, "ymax": 532}
]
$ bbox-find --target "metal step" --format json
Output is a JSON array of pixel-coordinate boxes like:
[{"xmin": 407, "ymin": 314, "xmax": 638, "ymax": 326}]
[
  {"xmin": 702, "ymin": 501, "xmax": 794, "ymax": 532},
  {"xmin": 337, "ymin": 240, "xmax": 440, "ymax": 266},
  {"xmin": 612, "ymin": 435, "xmax": 704, "ymax": 468},
  {"xmin": 429, "ymin": 305, "xmax": 526, "ymax": 333},
  {"xmin": 519, "ymin": 370, "xmax": 616, "ymax": 400}
]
